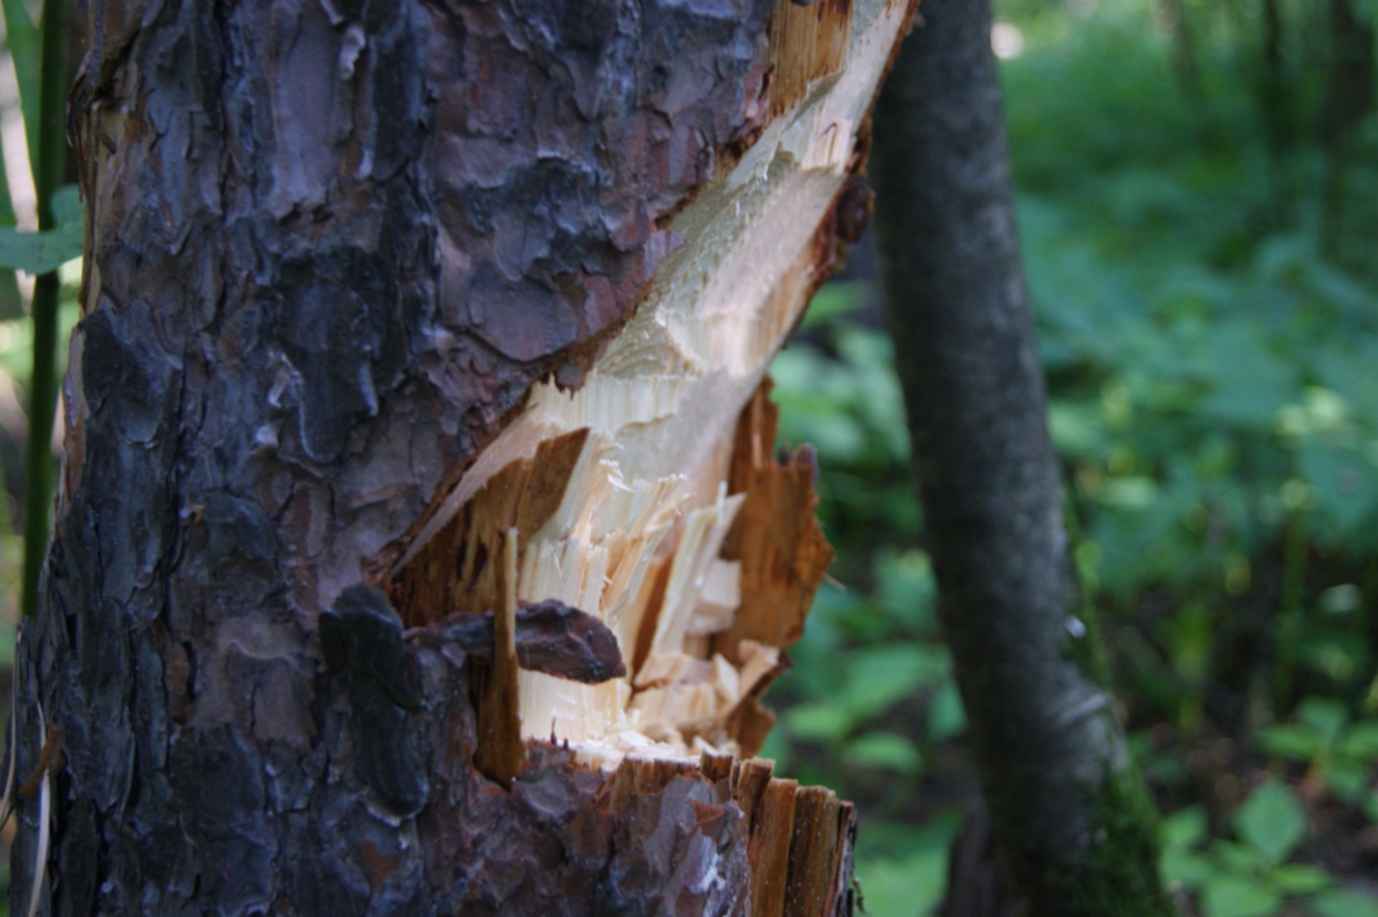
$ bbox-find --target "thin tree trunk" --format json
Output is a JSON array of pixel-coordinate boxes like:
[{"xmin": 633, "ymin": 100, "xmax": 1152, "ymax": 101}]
[
  {"xmin": 1258, "ymin": 0, "xmax": 1293, "ymax": 221},
  {"xmin": 871, "ymin": 2, "xmax": 1174, "ymax": 915},
  {"xmin": 1318, "ymin": 0, "xmax": 1375, "ymax": 257},
  {"xmin": 10, "ymin": 1, "xmax": 915, "ymax": 913},
  {"xmin": 1158, "ymin": 0, "xmax": 1204, "ymax": 102}
]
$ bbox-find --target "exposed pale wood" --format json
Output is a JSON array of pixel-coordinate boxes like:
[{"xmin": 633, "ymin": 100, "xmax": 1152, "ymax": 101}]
[
  {"xmin": 379, "ymin": 0, "xmax": 914, "ymax": 772},
  {"xmin": 687, "ymin": 559, "xmax": 742, "ymax": 637}
]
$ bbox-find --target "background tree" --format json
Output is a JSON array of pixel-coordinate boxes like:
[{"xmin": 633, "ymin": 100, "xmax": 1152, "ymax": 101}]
[{"xmin": 872, "ymin": 0, "xmax": 1173, "ymax": 913}]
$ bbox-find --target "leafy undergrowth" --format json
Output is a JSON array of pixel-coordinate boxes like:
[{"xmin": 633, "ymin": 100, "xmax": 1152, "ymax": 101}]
[{"xmin": 765, "ymin": 2, "xmax": 1378, "ymax": 914}]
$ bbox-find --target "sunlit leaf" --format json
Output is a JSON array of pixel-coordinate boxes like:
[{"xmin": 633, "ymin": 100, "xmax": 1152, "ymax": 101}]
[
  {"xmin": 841, "ymin": 644, "xmax": 949, "ymax": 720},
  {"xmin": 1322, "ymin": 764, "xmax": 1369, "ymax": 806},
  {"xmin": 1233, "ymin": 780, "xmax": 1307, "ymax": 865},
  {"xmin": 800, "ymin": 281, "xmax": 863, "ymax": 329},
  {"xmin": 1296, "ymin": 698, "xmax": 1348, "ymax": 747},
  {"xmin": 0, "ymin": 185, "xmax": 85, "ymax": 274},
  {"xmin": 927, "ymin": 680, "xmax": 966, "ymax": 743},
  {"xmin": 1338, "ymin": 722, "xmax": 1378, "ymax": 760},
  {"xmin": 844, "ymin": 733, "xmax": 922, "ymax": 775},
  {"xmin": 855, "ymin": 847, "xmax": 949, "ymax": 917},
  {"xmin": 1159, "ymin": 806, "xmax": 1207, "ymax": 851},
  {"xmin": 1201, "ymin": 876, "xmax": 1280, "ymax": 917},
  {"xmin": 784, "ymin": 704, "xmax": 853, "ymax": 742},
  {"xmin": 1161, "ymin": 849, "xmax": 1214, "ymax": 889},
  {"xmin": 1268, "ymin": 863, "xmax": 1330, "ymax": 894},
  {"xmin": 1312, "ymin": 889, "xmax": 1378, "ymax": 917}
]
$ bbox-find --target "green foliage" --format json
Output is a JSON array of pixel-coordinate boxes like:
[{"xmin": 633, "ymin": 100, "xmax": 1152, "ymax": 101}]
[
  {"xmin": 0, "ymin": 183, "xmax": 82, "ymax": 275},
  {"xmin": 854, "ymin": 815, "xmax": 961, "ymax": 917},
  {"xmin": 1259, "ymin": 699, "xmax": 1378, "ymax": 815},
  {"xmin": 1160, "ymin": 782, "xmax": 1345, "ymax": 916},
  {"xmin": 0, "ymin": 184, "xmax": 83, "ymax": 275},
  {"xmin": 767, "ymin": 1, "xmax": 1378, "ymax": 911}
]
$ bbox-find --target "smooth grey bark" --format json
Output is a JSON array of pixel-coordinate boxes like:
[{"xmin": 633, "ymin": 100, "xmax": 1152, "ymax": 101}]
[{"xmin": 871, "ymin": 1, "xmax": 1174, "ymax": 914}]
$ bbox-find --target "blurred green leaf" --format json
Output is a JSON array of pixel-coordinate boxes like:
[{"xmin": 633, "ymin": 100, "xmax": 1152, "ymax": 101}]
[
  {"xmin": 874, "ymin": 550, "xmax": 938, "ymax": 633},
  {"xmin": 800, "ymin": 282, "xmax": 862, "ymax": 329},
  {"xmin": 1213, "ymin": 840, "xmax": 1267, "ymax": 874},
  {"xmin": 1300, "ymin": 440, "xmax": 1378, "ymax": 539},
  {"xmin": 1160, "ymin": 806, "xmax": 1207, "ymax": 851},
  {"xmin": 841, "ymin": 644, "xmax": 949, "ymax": 721},
  {"xmin": 927, "ymin": 680, "xmax": 966, "ymax": 743},
  {"xmin": 1258, "ymin": 724, "xmax": 1325, "ymax": 761},
  {"xmin": 1267, "ymin": 863, "xmax": 1331, "ymax": 894},
  {"xmin": 1297, "ymin": 698, "xmax": 1349, "ymax": 747},
  {"xmin": 1234, "ymin": 780, "xmax": 1307, "ymax": 866},
  {"xmin": 855, "ymin": 844, "xmax": 949, "ymax": 917},
  {"xmin": 0, "ymin": 185, "xmax": 84, "ymax": 274},
  {"xmin": 1201, "ymin": 876, "xmax": 1280, "ymax": 917},
  {"xmin": 1322, "ymin": 764, "xmax": 1370, "ymax": 805},
  {"xmin": 1161, "ymin": 849, "xmax": 1214, "ymax": 889},
  {"xmin": 844, "ymin": 732, "xmax": 922, "ymax": 775},
  {"xmin": 0, "ymin": 223, "xmax": 82, "ymax": 276},
  {"xmin": 1338, "ymin": 722, "xmax": 1378, "ymax": 760},
  {"xmin": 1312, "ymin": 889, "xmax": 1378, "ymax": 917},
  {"xmin": 784, "ymin": 703, "xmax": 853, "ymax": 742}
]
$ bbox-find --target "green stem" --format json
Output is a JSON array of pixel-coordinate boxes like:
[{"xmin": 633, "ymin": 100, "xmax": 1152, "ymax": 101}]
[
  {"xmin": 1274, "ymin": 509, "xmax": 1308, "ymax": 711},
  {"xmin": 20, "ymin": 0, "xmax": 68, "ymax": 619}
]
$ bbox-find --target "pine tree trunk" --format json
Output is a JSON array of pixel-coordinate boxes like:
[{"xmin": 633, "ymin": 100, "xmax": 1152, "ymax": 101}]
[{"xmin": 9, "ymin": 1, "xmax": 915, "ymax": 913}]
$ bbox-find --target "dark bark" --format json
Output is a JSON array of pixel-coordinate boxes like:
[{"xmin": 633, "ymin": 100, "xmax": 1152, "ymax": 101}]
[
  {"xmin": 871, "ymin": 1, "xmax": 1174, "ymax": 915},
  {"xmin": 1256, "ymin": 0, "xmax": 1294, "ymax": 221},
  {"xmin": 1158, "ymin": 0, "xmax": 1203, "ymax": 102},
  {"xmin": 7, "ymin": 1, "xmax": 885, "ymax": 913},
  {"xmin": 1319, "ymin": 0, "xmax": 1375, "ymax": 256}
]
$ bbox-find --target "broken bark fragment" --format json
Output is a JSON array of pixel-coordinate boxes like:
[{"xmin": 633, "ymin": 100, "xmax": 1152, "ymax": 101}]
[
  {"xmin": 408, "ymin": 600, "xmax": 627, "ymax": 685},
  {"xmin": 714, "ymin": 381, "xmax": 836, "ymax": 666}
]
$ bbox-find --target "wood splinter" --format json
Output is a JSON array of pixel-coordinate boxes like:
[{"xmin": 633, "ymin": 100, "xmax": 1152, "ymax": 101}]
[
  {"xmin": 475, "ymin": 529, "xmax": 526, "ymax": 785},
  {"xmin": 17, "ymin": 724, "xmax": 63, "ymax": 801}
]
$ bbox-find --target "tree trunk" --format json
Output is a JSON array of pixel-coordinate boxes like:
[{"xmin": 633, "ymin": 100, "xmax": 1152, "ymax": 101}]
[
  {"xmin": 1257, "ymin": 0, "xmax": 1292, "ymax": 221},
  {"xmin": 1318, "ymin": 0, "xmax": 1375, "ymax": 256},
  {"xmin": 871, "ymin": 2, "xmax": 1174, "ymax": 915},
  {"xmin": 10, "ymin": 1, "xmax": 915, "ymax": 913},
  {"xmin": 1158, "ymin": 0, "xmax": 1203, "ymax": 102}
]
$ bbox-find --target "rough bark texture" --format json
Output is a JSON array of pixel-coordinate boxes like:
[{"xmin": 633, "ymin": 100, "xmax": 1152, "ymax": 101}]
[
  {"xmin": 871, "ymin": 2, "xmax": 1174, "ymax": 915},
  {"xmin": 10, "ymin": 0, "xmax": 911, "ymax": 913}
]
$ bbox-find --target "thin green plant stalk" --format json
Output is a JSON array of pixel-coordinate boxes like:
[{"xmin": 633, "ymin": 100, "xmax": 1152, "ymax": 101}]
[
  {"xmin": 20, "ymin": 0, "xmax": 68, "ymax": 619},
  {"xmin": 1274, "ymin": 507, "xmax": 1309, "ymax": 711}
]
